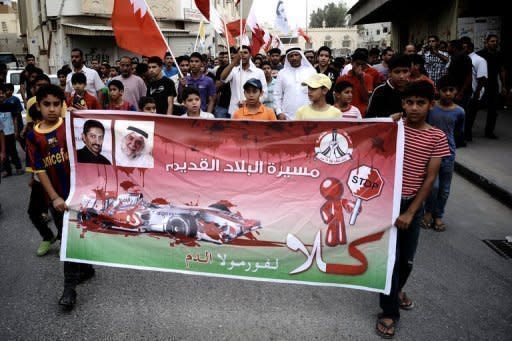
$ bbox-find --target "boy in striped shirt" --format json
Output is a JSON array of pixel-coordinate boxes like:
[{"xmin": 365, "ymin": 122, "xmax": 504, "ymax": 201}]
[
  {"xmin": 333, "ymin": 80, "xmax": 362, "ymax": 119},
  {"xmin": 26, "ymin": 85, "xmax": 94, "ymax": 310},
  {"xmin": 377, "ymin": 80, "xmax": 450, "ymax": 339}
]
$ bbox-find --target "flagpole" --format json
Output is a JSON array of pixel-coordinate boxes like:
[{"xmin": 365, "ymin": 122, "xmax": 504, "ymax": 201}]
[
  {"xmin": 224, "ymin": 20, "xmax": 232, "ymax": 64},
  {"xmin": 194, "ymin": 20, "xmax": 202, "ymax": 52},
  {"xmin": 143, "ymin": 0, "xmax": 184, "ymax": 78},
  {"xmin": 239, "ymin": 0, "xmax": 244, "ymax": 105}
]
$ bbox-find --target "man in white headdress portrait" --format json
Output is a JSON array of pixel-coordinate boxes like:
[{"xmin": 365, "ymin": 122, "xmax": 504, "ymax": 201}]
[
  {"xmin": 116, "ymin": 125, "xmax": 154, "ymax": 168},
  {"xmin": 273, "ymin": 47, "xmax": 317, "ymax": 120}
]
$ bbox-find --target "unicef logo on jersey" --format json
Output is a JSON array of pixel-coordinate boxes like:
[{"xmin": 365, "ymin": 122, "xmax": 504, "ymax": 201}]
[{"xmin": 314, "ymin": 129, "xmax": 353, "ymax": 165}]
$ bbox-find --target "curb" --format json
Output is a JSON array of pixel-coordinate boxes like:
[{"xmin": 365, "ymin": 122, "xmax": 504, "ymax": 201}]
[{"xmin": 454, "ymin": 161, "xmax": 512, "ymax": 209}]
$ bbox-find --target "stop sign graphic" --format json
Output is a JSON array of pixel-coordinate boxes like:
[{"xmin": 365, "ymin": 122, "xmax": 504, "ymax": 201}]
[{"xmin": 347, "ymin": 165, "xmax": 384, "ymax": 225}]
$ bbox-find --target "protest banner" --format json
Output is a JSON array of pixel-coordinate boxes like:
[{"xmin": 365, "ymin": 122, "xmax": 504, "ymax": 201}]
[{"xmin": 62, "ymin": 111, "xmax": 403, "ymax": 294}]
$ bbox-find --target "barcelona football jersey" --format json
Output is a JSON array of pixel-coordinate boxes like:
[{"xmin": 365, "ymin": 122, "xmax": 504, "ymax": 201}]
[{"xmin": 26, "ymin": 117, "xmax": 71, "ymax": 199}]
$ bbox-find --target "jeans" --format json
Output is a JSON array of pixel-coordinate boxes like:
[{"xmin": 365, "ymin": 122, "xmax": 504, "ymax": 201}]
[
  {"xmin": 28, "ymin": 181, "xmax": 53, "ymax": 241},
  {"xmin": 379, "ymin": 197, "xmax": 424, "ymax": 320},
  {"xmin": 425, "ymin": 158, "xmax": 454, "ymax": 219},
  {"xmin": 214, "ymin": 105, "xmax": 230, "ymax": 119},
  {"xmin": 2, "ymin": 134, "xmax": 21, "ymax": 175},
  {"xmin": 50, "ymin": 204, "xmax": 94, "ymax": 289}
]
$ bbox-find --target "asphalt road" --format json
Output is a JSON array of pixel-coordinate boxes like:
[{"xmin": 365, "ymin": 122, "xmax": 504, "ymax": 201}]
[{"xmin": 0, "ymin": 173, "xmax": 511, "ymax": 340}]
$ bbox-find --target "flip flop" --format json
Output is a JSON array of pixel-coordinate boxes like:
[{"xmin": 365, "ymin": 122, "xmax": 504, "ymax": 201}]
[
  {"xmin": 433, "ymin": 222, "xmax": 446, "ymax": 232},
  {"xmin": 421, "ymin": 217, "xmax": 433, "ymax": 229},
  {"xmin": 376, "ymin": 317, "xmax": 396, "ymax": 339},
  {"xmin": 399, "ymin": 292, "xmax": 415, "ymax": 310}
]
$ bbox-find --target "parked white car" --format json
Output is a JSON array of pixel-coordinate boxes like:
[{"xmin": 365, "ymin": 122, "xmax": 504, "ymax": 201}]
[{"xmin": 5, "ymin": 69, "xmax": 58, "ymax": 123}]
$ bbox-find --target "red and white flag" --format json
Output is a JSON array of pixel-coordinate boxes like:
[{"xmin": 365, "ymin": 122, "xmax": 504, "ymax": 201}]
[
  {"xmin": 246, "ymin": 5, "xmax": 269, "ymax": 56},
  {"xmin": 194, "ymin": 1, "xmax": 225, "ymax": 36},
  {"xmin": 112, "ymin": 0, "xmax": 168, "ymax": 57},
  {"xmin": 297, "ymin": 27, "xmax": 312, "ymax": 44},
  {"xmin": 194, "ymin": 0, "xmax": 210, "ymax": 19},
  {"xmin": 225, "ymin": 19, "xmax": 246, "ymax": 46}
]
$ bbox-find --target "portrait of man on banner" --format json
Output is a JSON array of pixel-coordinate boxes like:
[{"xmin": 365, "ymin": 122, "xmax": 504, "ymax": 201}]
[
  {"xmin": 74, "ymin": 118, "xmax": 112, "ymax": 165},
  {"xmin": 114, "ymin": 120, "xmax": 155, "ymax": 168}
]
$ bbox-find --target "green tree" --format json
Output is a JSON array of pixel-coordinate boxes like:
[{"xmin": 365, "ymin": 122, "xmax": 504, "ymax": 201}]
[{"xmin": 309, "ymin": 2, "xmax": 348, "ymax": 28}]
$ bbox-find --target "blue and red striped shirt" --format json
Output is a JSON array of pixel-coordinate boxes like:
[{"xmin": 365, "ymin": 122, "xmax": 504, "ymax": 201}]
[{"xmin": 26, "ymin": 117, "xmax": 70, "ymax": 199}]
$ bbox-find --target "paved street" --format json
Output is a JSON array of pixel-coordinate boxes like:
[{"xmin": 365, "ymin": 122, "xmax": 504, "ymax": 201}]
[{"xmin": 0, "ymin": 171, "xmax": 511, "ymax": 340}]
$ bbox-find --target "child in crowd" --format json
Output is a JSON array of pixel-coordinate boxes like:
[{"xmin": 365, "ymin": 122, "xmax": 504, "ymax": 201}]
[
  {"xmin": 295, "ymin": 74, "xmax": 341, "ymax": 120},
  {"xmin": 66, "ymin": 73, "xmax": 101, "ymax": 111},
  {"xmin": 366, "ymin": 53, "xmax": 411, "ymax": 118},
  {"xmin": 3, "ymin": 83, "xmax": 25, "ymax": 141},
  {"xmin": 423, "ymin": 75, "xmax": 465, "ymax": 232},
  {"xmin": 139, "ymin": 96, "xmax": 157, "ymax": 113},
  {"xmin": 24, "ymin": 75, "xmax": 66, "ymax": 254},
  {"xmin": 106, "ymin": 80, "xmax": 136, "ymax": 111},
  {"xmin": 0, "ymin": 84, "xmax": 22, "ymax": 177},
  {"xmin": 26, "ymin": 85, "xmax": 95, "ymax": 310},
  {"xmin": 232, "ymin": 78, "xmax": 276, "ymax": 120},
  {"xmin": 333, "ymin": 80, "xmax": 362, "ymax": 119},
  {"xmin": 377, "ymin": 80, "xmax": 450, "ymax": 339},
  {"xmin": 182, "ymin": 87, "xmax": 214, "ymax": 118}
]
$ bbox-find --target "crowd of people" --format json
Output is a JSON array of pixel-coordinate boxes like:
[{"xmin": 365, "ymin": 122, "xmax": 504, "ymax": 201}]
[{"xmin": 0, "ymin": 33, "xmax": 506, "ymax": 338}]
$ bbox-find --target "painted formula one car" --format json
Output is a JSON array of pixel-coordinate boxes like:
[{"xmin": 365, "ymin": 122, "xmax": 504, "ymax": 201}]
[{"xmin": 77, "ymin": 191, "xmax": 262, "ymax": 244}]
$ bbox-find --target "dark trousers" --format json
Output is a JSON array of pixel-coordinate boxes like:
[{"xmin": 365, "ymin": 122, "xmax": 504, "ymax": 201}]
[
  {"xmin": 379, "ymin": 197, "xmax": 424, "ymax": 320},
  {"xmin": 28, "ymin": 181, "xmax": 53, "ymax": 241},
  {"xmin": 50, "ymin": 204, "xmax": 93, "ymax": 289},
  {"xmin": 2, "ymin": 134, "xmax": 21, "ymax": 175},
  {"xmin": 464, "ymin": 98, "xmax": 479, "ymax": 141},
  {"xmin": 484, "ymin": 88, "xmax": 499, "ymax": 136}
]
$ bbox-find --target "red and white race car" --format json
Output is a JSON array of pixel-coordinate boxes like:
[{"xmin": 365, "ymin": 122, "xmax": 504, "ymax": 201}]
[{"xmin": 77, "ymin": 191, "xmax": 262, "ymax": 244}]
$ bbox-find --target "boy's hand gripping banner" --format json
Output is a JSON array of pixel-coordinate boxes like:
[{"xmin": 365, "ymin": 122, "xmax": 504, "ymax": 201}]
[{"xmin": 63, "ymin": 111, "xmax": 404, "ymax": 294}]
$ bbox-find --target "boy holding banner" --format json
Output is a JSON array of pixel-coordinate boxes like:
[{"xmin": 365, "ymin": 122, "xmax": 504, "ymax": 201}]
[
  {"xmin": 377, "ymin": 80, "xmax": 450, "ymax": 339},
  {"xmin": 26, "ymin": 85, "xmax": 94, "ymax": 310}
]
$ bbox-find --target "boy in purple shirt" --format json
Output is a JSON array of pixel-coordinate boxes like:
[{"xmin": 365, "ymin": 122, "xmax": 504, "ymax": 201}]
[{"xmin": 179, "ymin": 52, "xmax": 216, "ymax": 113}]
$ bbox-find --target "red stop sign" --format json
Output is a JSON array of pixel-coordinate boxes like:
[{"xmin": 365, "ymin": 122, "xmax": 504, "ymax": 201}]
[{"xmin": 347, "ymin": 165, "xmax": 384, "ymax": 201}]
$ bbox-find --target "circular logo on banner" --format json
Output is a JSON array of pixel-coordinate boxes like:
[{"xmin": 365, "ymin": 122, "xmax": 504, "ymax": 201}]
[{"xmin": 314, "ymin": 129, "xmax": 353, "ymax": 165}]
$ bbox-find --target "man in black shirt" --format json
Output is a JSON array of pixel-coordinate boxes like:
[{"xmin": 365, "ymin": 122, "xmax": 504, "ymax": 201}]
[
  {"xmin": 315, "ymin": 46, "xmax": 338, "ymax": 104},
  {"xmin": 214, "ymin": 51, "xmax": 232, "ymax": 118},
  {"xmin": 366, "ymin": 54, "xmax": 411, "ymax": 118},
  {"xmin": 477, "ymin": 34, "xmax": 507, "ymax": 138},
  {"xmin": 77, "ymin": 120, "xmax": 111, "ymax": 164},
  {"xmin": 147, "ymin": 56, "xmax": 177, "ymax": 115}
]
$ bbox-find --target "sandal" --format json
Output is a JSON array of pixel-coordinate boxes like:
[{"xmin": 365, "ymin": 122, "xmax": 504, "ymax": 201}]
[
  {"xmin": 433, "ymin": 222, "xmax": 446, "ymax": 232},
  {"xmin": 421, "ymin": 216, "xmax": 433, "ymax": 229},
  {"xmin": 376, "ymin": 316, "xmax": 396, "ymax": 339},
  {"xmin": 399, "ymin": 292, "xmax": 415, "ymax": 310}
]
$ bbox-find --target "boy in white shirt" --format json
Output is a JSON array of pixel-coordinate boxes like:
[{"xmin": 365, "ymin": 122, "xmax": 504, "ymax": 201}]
[{"xmin": 182, "ymin": 87, "xmax": 214, "ymax": 118}]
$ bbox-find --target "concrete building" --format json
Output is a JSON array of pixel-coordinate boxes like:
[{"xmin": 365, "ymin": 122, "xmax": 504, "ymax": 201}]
[
  {"xmin": 0, "ymin": 1, "xmax": 24, "ymax": 59},
  {"xmin": 347, "ymin": 0, "xmax": 511, "ymax": 54},
  {"xmin": 357, "ymin": 22, "xmax": 391, "ymax": 49},
  {"xmin": 17, "ymin": 0, "xmax": 211, "ymax": 73},
  {"xmin": 269, "ymin": 26, "xmax": 359, "ymax": 57}
]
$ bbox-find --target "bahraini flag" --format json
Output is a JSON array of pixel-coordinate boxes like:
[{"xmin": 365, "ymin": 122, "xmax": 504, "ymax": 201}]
[{"xmin": 112, "ymin": 0, "xmax": 168, "ymax": 57}]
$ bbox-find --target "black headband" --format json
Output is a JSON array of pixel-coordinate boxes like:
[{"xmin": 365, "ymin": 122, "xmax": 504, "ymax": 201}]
[
  {"xmin": 286, "ymin": 47, "xmax": 301, "ymax": 54},
  {"xmin": 127, "ymin": 126, "xmax": 148, "ymax": 139}
]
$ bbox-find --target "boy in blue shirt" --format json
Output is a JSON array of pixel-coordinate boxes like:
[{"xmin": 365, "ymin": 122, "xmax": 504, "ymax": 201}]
[{"xmin": 423, "ymin": 75, "xmax": 465, "ymax": 231}]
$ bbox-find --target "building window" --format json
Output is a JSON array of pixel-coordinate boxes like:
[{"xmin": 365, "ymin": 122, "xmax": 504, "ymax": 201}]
[
  {"xmin": 1, "ymin": 22, "xmax": 7, "ymax": 33},
  {"xmin": 281, "ymin": 37, "xmax": 298, "ymax": 44},
  {"xmin": 305, "ymin": 42, "xmax": 313, "ymax": 49},
  {"xmin": 383, "ymin": 27, "xmax": 388, "ymax": 33},
  {"xmin": 342, "ymin": 40, "xmax": 350, "ymax": 48},
  {"xmin": 324, "ymin": 41, "xmax": 332, "ymax": 48},
  {"xmin": 376, "ymin": 29, "xmax": 380, "ymax": 35}
]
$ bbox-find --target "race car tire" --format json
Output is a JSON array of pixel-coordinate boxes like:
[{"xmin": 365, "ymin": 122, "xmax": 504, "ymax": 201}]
[{"xmin": 166, "ymin": 215, "xmax": 198, "ymax": 237}]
